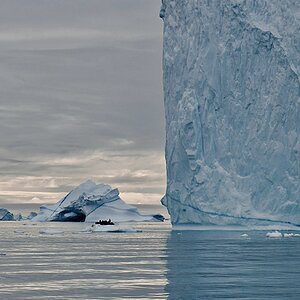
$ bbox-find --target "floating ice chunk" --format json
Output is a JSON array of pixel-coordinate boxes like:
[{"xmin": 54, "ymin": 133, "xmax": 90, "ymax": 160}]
[
  {"xmin": 89, "ymin": 224, "xmax": 119, "ymax": 233},
  {"xmin": 284, "ymin": 233, "xmax": 300, "ymax": 238},
  {"xmin": 266, "ymin": 231, "xmax": 282, "ymax": 238},
  {"xmin": 241, "ymin": 233, "xmax": 249, "ymax": 238},
  {"xmin": 284, "ymin": 233, "xmax": 294, "ymax": 238},
  {"xmin": 89, "ymin": 224, "xmax": 141, "ymax": 233},
  {"xmin": 39, "ymin": 229, "xmax": 64, "ymax": 235},
  {"xmin": 14, "ymin": 229, "xmax": 25, "ymax": 234}
]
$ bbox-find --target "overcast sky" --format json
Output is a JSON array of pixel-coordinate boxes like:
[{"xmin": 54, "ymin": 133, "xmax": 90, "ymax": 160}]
[{"xmin": 0, "ymin": 0, "xmax": 165, "ymax": 205}]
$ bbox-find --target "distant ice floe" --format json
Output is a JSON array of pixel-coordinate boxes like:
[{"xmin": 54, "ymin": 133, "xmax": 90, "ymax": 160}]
[
  {"xmin": 14, "ymin": 229, "xmax": 26, "ymax": 234},
  {"xmin": 39, "ymin": 229, "xmax": 64, "ymax": 235},
  {"xmin": 241, "ymin": 233, "xmax": 249, "ymax": 238},
  {"xmin": 0, "ymin": 208, "xmax": 14, "ymax": 221},
  {"xmin": 266, "ymin": 231, "xmax": 300, "ymax": 238},
  {"xmin": 14, "ymin": 213, "xmax": 23, "ymax": 221},
  {"xmin": 88, "ymin": 224, "xmax": 141, "ymax": 233},
  {"xmin": 13, "ymin": 212, "xmax": 38, "ymax": 222},
  {"xmin": 283, "ymin": 233, "xmax": 300, "ymax": 238},
  {"xmin": 266, "ymin": 231, "xmax": 283, "ymax": 238}
]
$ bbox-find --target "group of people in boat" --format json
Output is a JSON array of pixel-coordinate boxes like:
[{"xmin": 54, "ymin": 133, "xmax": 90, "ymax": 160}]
[{"xmin": 95, "ymin": 219, "xmax": 114, "ymax": 225}]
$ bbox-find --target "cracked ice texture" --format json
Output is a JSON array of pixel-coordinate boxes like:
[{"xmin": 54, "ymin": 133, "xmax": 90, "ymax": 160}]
[{"xmin": 161, "ymin": 0, "xmax": 300, "ymax": 226}]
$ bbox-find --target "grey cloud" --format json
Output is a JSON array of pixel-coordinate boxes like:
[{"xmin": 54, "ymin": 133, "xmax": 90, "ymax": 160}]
[{"xmin": 0, "ymin": 0, "xmax": 165, "ymax": 204}]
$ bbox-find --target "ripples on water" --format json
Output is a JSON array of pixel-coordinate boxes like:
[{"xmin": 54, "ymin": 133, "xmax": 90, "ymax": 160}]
[
  {"xmin": 0, "ymin": 214, "xmax": 300, "ymax": 299},
  {"xmin": 0, "ymin": 222, "xmax": 169, "ymax": 300}
]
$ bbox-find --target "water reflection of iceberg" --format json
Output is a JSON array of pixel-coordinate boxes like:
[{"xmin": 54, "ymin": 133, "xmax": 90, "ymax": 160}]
[{"xmin": 165, "ymin": 230, "xmax": 300, "ymax": 299}]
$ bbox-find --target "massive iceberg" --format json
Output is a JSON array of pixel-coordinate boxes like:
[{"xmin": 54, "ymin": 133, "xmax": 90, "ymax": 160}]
[
  {"xmin": 32, "ymin": 180, "xmax": 163, "ymax": 222},
  {"xmin": 160, "ymin": 0, "xmax": 300, "ymax": 226}
]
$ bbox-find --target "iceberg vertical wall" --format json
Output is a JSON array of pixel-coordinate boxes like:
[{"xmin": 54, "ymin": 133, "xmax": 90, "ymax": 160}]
[{"xmin": 160, "ymin": 0, "xmax": 300, "ymax": 226}]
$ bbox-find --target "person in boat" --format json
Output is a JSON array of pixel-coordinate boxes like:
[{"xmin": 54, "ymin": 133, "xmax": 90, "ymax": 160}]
[{"xmin": 95, "ymin": 219, "xmax": 114, "ymax": 225}]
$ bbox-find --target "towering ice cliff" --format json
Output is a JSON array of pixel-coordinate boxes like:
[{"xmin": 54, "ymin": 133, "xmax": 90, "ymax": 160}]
[{"xmin": 161, "ymin": 0, "xmax": 300, "ymax": 226}]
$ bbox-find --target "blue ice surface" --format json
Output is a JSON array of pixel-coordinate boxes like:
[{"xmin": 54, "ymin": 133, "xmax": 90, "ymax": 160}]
[{"xmin": 161, "ymin": 0, "xmax": 300, "ymax": 226}]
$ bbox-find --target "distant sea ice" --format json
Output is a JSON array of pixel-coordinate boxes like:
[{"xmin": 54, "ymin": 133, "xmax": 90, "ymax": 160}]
[
  {"xmin": 39, "ymin": 229, "xmax": 64, "ymax": 235},
  {"xmin": 241, "ymin": 233, "xmax": 249, "ymax": 238},
  {"xmin": 266, "ymin": 231, "xmax": 282, "ymax": 238},
  {"xmin": 283, "ymin": 233, "xmax": 300, "ymax": 238}
]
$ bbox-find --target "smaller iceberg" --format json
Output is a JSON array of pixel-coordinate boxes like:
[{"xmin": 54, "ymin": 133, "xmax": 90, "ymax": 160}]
[
  {"xmin": 266, "ymin": 231, "xmax": 282, "ymax": 238},
  {"xmin": 283, "ymin": 233, "xmax": 300, "ymax": 238},
  {"xmin": 0, "ymin": 208, "xmax": 14, "ymax": 221},
  {"xmin": 14, "ymin": 213, "xmax": 23, "ymax": 221},
  {"xmin": 241, "ymin": 233, "xmax": 249, "ymax": 238},
  {"xmin": 31, "ymin": 180, "xmax": 164, "ymax": 223},
  {"xmin": 27, "ymin": 212, "xmax": 38, "ymax": 220}
]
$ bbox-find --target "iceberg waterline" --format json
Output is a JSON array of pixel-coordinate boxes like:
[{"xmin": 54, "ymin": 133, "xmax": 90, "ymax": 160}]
[{"xmin": 161, "ymin": 0, "xmax": 300, "ymax": 226}]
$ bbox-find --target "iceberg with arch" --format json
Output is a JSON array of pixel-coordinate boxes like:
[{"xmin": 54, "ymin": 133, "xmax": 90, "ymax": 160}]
[{"xmin": 32, "ymin": 180, "xmax": 164, "ymax": 223}]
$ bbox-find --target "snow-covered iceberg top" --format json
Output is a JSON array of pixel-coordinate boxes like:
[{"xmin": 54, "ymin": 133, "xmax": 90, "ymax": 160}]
[
  {"xmin": 0, "ymin": 207, "xmax": 14, "ymax": 221},
  {"xmin": 31, "ymin": 180, "xmax": 164, "ymax": 223}
]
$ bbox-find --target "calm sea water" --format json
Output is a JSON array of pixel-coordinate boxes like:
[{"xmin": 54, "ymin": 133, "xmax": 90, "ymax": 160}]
[{"xmin": 0, "ymin": 204, "xmax": 300, "ymax": 299}]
